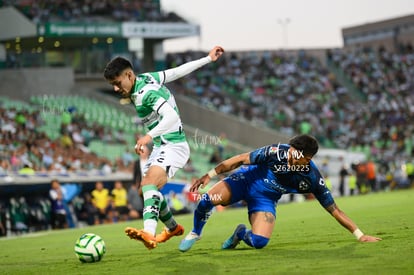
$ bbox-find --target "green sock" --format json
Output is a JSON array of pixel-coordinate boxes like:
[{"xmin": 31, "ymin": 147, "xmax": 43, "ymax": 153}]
[
  {"xmin": 142, "ymin": 185, "xmax": 161, "ymax": 235},
  {"xmin": 159, "ymin": 195, "xmax": 177, "ymax": 230}
]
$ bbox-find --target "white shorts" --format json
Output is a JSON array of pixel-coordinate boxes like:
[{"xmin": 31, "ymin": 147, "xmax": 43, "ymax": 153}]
[{"xmin": 143, "ymin": 141, "xmax": 190, "ymax": 178}]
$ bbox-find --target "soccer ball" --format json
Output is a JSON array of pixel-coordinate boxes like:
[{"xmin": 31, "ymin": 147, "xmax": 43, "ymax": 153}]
[{"xmin": 74, "ymin": 233, "xmax": 106, "ymax": 263}]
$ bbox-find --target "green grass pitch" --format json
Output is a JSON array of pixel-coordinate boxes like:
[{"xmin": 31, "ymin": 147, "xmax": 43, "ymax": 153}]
[{"xmin": 1, "ymin": 189, "xmax": 413, "ymax": 275}]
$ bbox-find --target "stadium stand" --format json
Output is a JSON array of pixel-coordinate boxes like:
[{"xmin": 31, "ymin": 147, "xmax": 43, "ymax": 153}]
[
  {"xmin": 166, "ymin": 48, "xmax": 414, "ymax": 167},
  {"xmin": 2, "ymin": 0, "xmax": 186, "ymax": 23},
  {"xmin": 327, "ymin": 47, "xmax": 414, "ymax": 160},
  {"xmin": 166, "ymin": 50, "xmax": 353, "ymax": 148}
]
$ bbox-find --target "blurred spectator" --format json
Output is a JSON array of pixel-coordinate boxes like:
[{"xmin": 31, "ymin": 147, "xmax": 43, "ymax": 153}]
[
  {"xmin": 49, "ymin": 179, "xmax": 67, "ymax": 229},
  {"xmin": 15, "ymin": 111, "xmax": 26, "ymax": 128},
  {"xmin": 339, "ymin": 164, "xmax": 349, "ymax": 196},
  {"xmin": 100, "ymin": 160, "xmax": 113, "ymax": 175},
  {"xmin": 0, "ymin": 206, "xmax": 5, "ymax": 236},
  {"xmin": 355, "ymin": 162, "xmax": 368, "ymax": 194},
  {"xmin": 324, "ymin": 176, "xmax": 332, "ymax": 191},
  {"xmin": 127, "ymin": 183, "xmax": 143, "ymax": 220},
  {"xmin": 18, "ymin": 163, "xmax": 35, "ymax": 175},
  {"xmin": 111, "ymin": 181, "xmax": 129, "ymax": 222},
  {"xmin": 217, "ymin": 132, "xmax": 229, "ymax": 160},
  {"xmin": 320, "ymin": 159, "xmax": 329, "ymax": 177},
  {"xmin": 9, "ymin": 197, "xmax": 29, "ymax": 233},
  {"xmin": 366, "ymin": 160, "xmax": 377, "ymax": 192},
  {"xmin": 59, "ymin": 131, "xmax": 73, "ymax": 149},
  {"xmin": 10, "ymin": 151, "xmax": 21, "ymax": 172},
  {"xmin": 209, "ymin": 148, "xmax": 222, "ymax": 164},
  {"xmin": 168, "ymin": 191, "xmax": 189, "ymax": 215},
  {"xmin": 405, "ymin": 160, "xmax": 414, "ymax": 187},
  {"xmin": 348, "ymin": 171, "xmax": 357, "ymax": 196},
  {"xmin": 74, "ymin": 193, "xmax": 98, "ymax": 226},
  {"xmin": 41, "ymin": 150, "xmax": 54, "ymax": 171},
  {"xmin": 60, "ymin": 110, "xmax": 72, "ymax": 133},
  {"xmin": 0, "ymin": 158, "xmax": 11, "ymax": 175},
  {"xmin": 91, "ymin": 181, "xmax": 112, "ymax": 224},
  {"xmin": 121, "ymin": 148, "xmax": 135, "ymax": 167}
]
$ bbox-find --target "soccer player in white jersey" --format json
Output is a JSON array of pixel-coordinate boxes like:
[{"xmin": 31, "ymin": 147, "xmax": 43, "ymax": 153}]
[{"xmin": 104, "ymin": 46, "xmax": 224, "ymax": 249}]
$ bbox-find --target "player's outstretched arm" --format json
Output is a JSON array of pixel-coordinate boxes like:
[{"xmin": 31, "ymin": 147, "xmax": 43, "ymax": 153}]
[
  {"xmin": 190, "ymin": 152, "xmax": 250, "ymax": 192},
  {"xmin": 327, "ymin": 204, "xmax": 382, "ymax": 242},
  {"xmin": 163, "ymin": 46, "xmax": 224, "ymax": 83}
]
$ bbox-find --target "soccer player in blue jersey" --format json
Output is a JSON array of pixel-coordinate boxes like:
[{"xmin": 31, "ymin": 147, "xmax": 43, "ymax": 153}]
[
  {"xmin": 104, "ymin": 46, "xmax": 224, "ymax": 249},
  {"xmin": 179, "ymin": 134, "xmax": 381, "ymax": 252}
]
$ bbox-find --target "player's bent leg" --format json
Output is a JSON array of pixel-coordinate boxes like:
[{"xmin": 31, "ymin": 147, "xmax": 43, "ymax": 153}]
[
  {"xmin": 128, "ymin": 178, "xmax": 164, "ymax": 249},
  {"xmin": 141, "ymin": 185, "xmax": 162, "ymax": 231},
  {"xmin": 249, "ymin": 211, "xmax": 275, "ymax": 238},
  {"xmin": 131, "ymin": 167, "xmax": 169, "ymax": 249},
  {"xmin": 224, "ymin": 211, "xmax": 273, "ymax": 249}
]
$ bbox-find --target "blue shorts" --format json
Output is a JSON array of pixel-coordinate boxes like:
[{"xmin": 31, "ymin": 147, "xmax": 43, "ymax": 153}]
[{"xmin": 223, "ymin": 165, "xmax": 282, "ymax": 217}]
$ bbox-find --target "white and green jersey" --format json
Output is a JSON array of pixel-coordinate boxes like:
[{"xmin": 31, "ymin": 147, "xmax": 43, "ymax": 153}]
[{"xmin": 130, "ymin": 72, "xmax": 185, "ymax": 147}]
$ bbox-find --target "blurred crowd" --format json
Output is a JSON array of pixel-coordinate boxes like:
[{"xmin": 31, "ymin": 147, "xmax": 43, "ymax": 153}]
[
  {"xmin": 0, "ymin": 106, "xmax": 134, "ymax": 176},
  {"xmin": 1, "ymin": 0, "xmax": 186, "ymax": 23}
]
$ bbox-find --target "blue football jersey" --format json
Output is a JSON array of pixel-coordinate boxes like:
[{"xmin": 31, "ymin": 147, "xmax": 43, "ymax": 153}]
[{"xmin": 248, "ymin": 143, "xmax": 334, "ymax": 208}]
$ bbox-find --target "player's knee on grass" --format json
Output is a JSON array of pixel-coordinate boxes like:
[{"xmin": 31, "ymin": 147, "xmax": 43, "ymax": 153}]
[{"xmin": 244, "ymin": 231, "xmax": 269, "ymax": 249}]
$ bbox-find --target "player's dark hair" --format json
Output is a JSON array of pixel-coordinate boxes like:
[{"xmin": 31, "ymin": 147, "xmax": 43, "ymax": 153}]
[
  {"xmin": 103, "ymin": 57, "xmax": 133, "ymax": 80},
  {"xmin": 288, "ymin": 134, "xmax": 319, "ymax": 157}
]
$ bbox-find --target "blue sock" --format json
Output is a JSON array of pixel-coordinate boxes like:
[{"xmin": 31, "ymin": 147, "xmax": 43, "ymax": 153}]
[
  {"xmin": 242, "ymin": 231, "xmax": 269, "ymax": 249},
  {"xmin": 236, "ymin": 226, "xmax": 247, "ymax": 240},
  {"xmin": 193, "ymin": 194, "xmax": 214, "ymax": 236}
]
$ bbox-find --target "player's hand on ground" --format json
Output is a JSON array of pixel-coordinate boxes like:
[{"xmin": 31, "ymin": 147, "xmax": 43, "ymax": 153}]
[
  {"xmin": 209, "ymin": 46, "xmax": 224, "ymax": 62},
  {"xmin": 190, "ymin": 174, "xmax": 211, "ymax": 192},
  {"xmin": 359, "ymin": 235, "xmax": 382, "ymax": 242}
]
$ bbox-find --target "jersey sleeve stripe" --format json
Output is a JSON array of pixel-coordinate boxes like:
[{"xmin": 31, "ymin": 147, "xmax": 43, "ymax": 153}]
[{"xmin": 156, "ymin": 100, "xmax": 167, "ymax": 114}]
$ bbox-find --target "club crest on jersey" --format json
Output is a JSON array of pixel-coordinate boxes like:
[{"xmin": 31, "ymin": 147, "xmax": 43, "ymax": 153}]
[
  {"xmin": 269, "ymin": 143, "xmax": 288, "ymax": 161},
  {"xmin": 298, "ymin": 180, "xmax": 310, "ymax": 191},
  {"xmin": 269, "ymin": 146, "xmax": 280, "ymax": 154}
]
